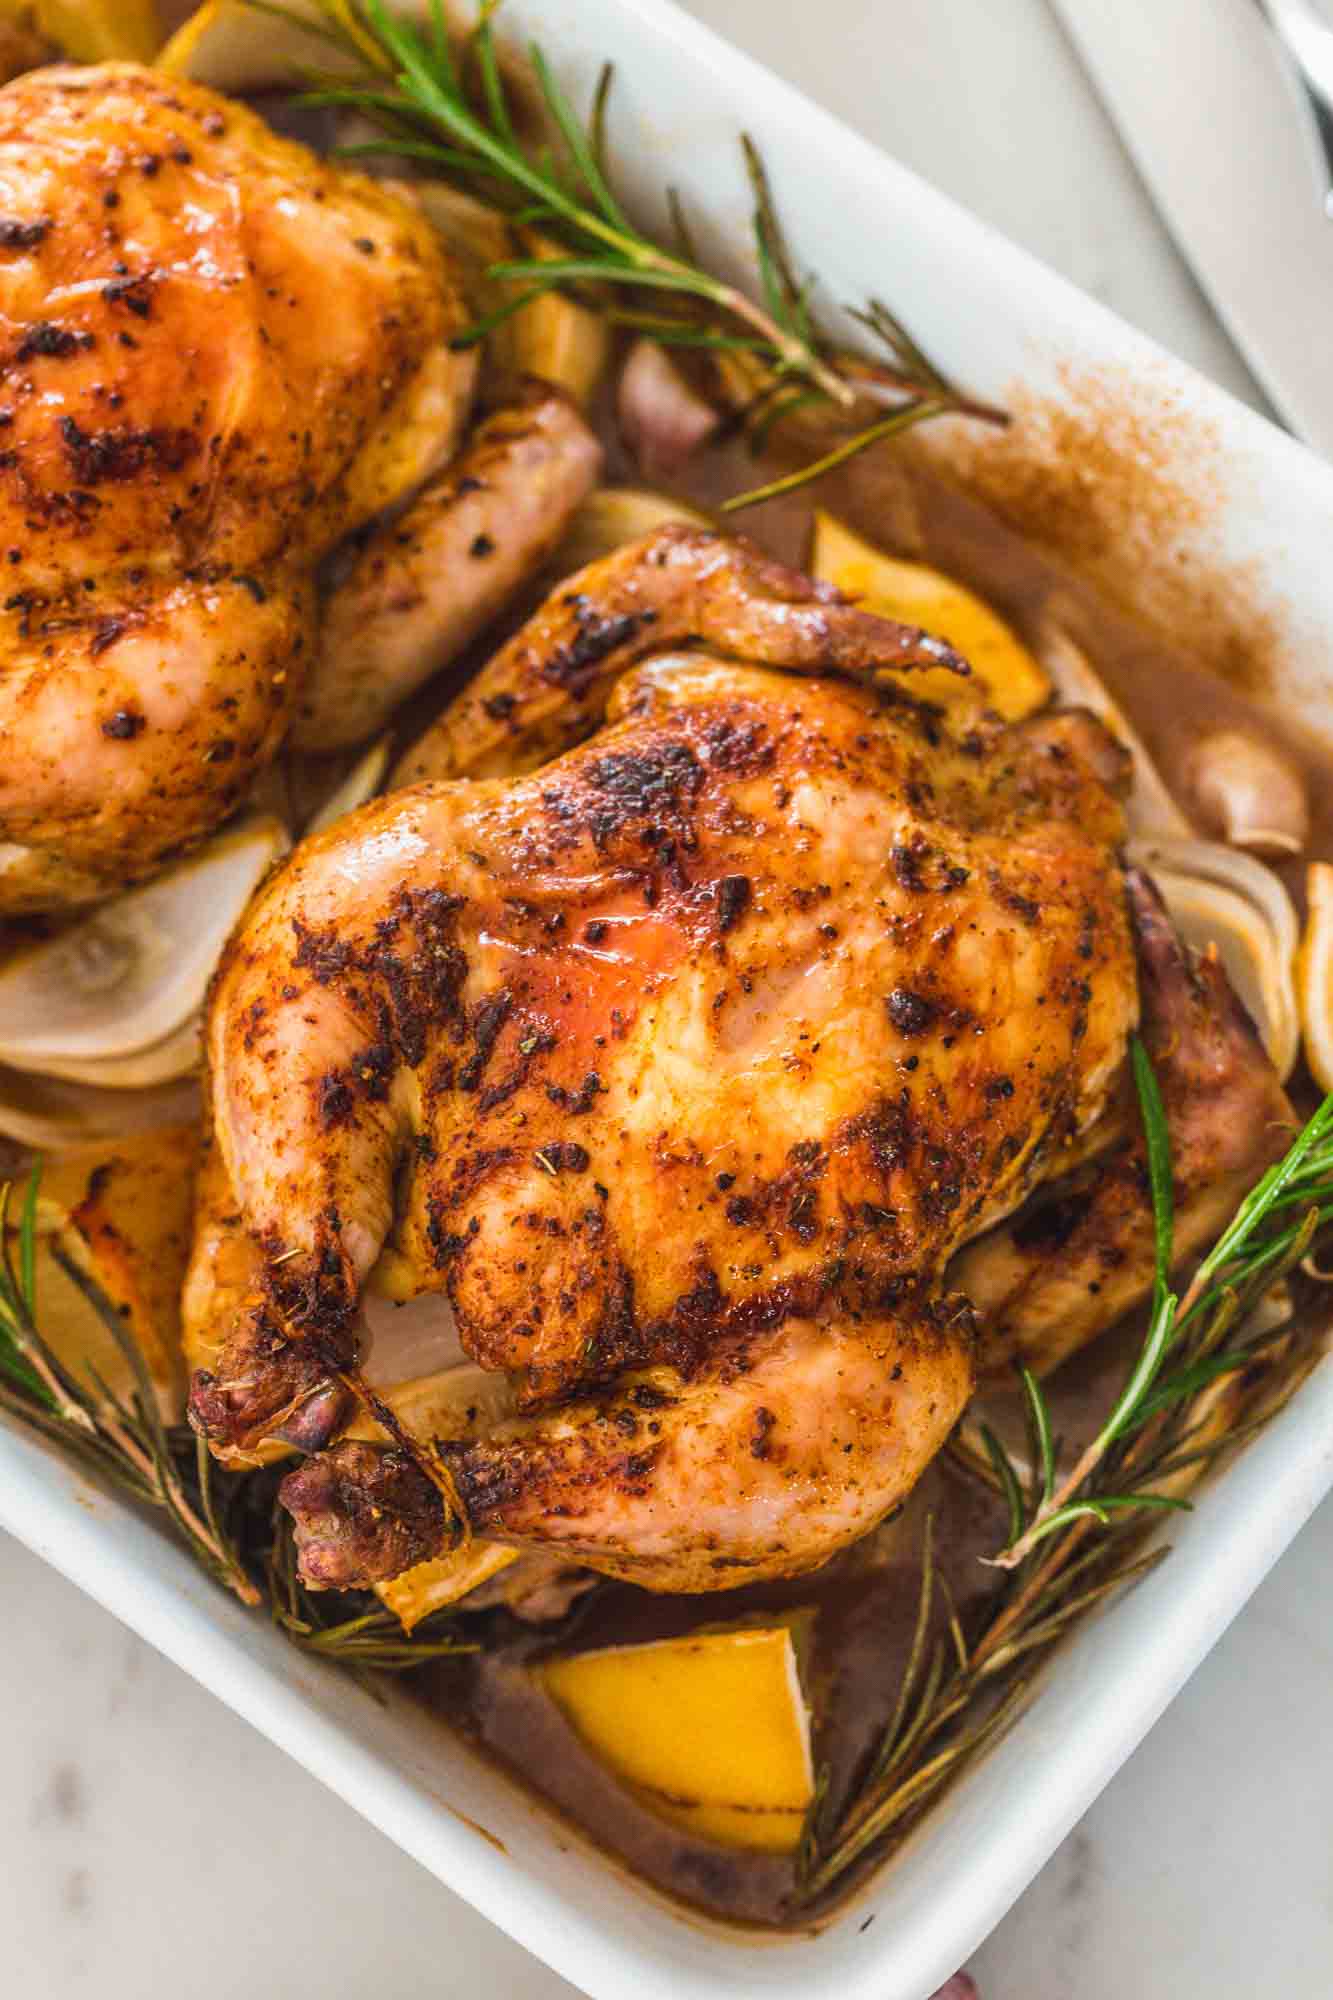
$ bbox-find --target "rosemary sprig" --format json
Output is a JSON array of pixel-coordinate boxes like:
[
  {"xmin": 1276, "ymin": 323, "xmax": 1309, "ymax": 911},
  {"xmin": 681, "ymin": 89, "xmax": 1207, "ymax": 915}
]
[
  {"xmin": 798, "ymin": 1065, "xmax": 1333, "ymax": 1902},
  {"xmin": 259, "ymin": 0, "xmax": 1005, "ymax": 505},
  {"xmin": 993, "ymin": 1050, "xmax": 1333, "ymax": 1569},
  {"xmin": 0, "ymin": 1171, "xmax": 259, "ymax": 1603},
  {"xmin": 0, "ymin": 1171, "xmax": 482, "ymax": 1666}
]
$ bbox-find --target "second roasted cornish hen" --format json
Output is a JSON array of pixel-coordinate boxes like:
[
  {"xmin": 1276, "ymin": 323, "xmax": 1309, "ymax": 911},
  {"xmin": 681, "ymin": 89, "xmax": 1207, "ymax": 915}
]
[{"xmin": 190, "ymin": 527, "xmax": 1142, "ymax": 1592}]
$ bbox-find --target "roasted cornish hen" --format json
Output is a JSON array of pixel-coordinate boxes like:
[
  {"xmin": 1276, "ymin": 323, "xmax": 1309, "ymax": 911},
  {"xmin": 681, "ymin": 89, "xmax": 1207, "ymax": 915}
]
[
  {"xmin": 188, "ymin": 525, "xmax": 1164, "ymax": 1591},
  {"xmin": 0, "ymin": 63, "xmax": 599, "ymax": 913}
]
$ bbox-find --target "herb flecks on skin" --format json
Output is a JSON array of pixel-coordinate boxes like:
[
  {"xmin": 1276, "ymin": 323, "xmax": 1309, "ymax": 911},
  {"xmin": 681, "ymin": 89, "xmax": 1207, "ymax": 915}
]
[{"xmin": 256, "ymin": 0, "xmax": 1005, "ymax": 507}]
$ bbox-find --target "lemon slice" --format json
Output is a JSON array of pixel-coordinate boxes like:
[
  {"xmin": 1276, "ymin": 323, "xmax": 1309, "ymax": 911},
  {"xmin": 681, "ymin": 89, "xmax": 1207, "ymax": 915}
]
[
  {"xmin": 810, "ymin": 510, "xmax": 1049, "ymax": 719},
  {"xmin": 0, "ymin": 816, "xmax": 285, "ymax": 1071},
  {"xmin": 550, "ymin": 488, "xmax": 711, "ymax": 579},
  {"xmin": 345, "ymin": 1359, "xmax": 520, "ymax": 1627},
  {"xmin": 27, "ymin": 0, "xmax": 162, "ymax": 62},
  {"xmin": 539, "ymin": 1620, "xmax": 815, "ymax": 1852},
  {"xmin": 1298, "ymin": 862, "xmax": 1333, "ymax": 1094},
  {"xmin": 9, "ymin": 1125, "xmax": 197, "ymax": 1419},
  {"xmin": 347, "ymin": 1359, "xmax": 515, "ymax": 1444}
]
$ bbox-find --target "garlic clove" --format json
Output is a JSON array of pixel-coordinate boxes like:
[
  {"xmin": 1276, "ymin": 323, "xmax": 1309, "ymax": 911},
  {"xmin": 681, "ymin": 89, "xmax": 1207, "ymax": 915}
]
[
  {"xmin": 1184, "ymin": 728, "xmax": 1309, "ymax": 857},
  {"xmin": 0, "ymin": 815, "xmax": 287, "ymax": 1070},
  {"xmin": 617, "ymin": 338, "xmax": 720, "ymax": 480}
]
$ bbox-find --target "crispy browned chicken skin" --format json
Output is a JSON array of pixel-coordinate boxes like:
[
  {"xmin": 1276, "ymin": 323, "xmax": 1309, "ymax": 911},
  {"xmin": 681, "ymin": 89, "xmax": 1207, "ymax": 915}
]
[
  {"xmin": 191, "ymin": 527, "xmax": 1143, "ymax": 1592},
  {"xmin": 0, "ymin": 61, "xmax": 479, "ymax": 910},
  {"xmin": 0, "ymin": 63, "xmax": 604, "ymax": 915}
]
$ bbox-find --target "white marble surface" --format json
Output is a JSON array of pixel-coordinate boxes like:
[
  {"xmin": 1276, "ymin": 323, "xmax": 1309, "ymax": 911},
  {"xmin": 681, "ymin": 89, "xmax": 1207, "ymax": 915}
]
[{"xmin": 5, "ymin": 4, "xmax": 1326, "ymax": 1995}]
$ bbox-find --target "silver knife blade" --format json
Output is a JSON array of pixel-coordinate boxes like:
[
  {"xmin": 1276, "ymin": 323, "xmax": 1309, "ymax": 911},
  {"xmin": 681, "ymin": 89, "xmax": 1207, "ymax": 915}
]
[{"xmin": 1050, "ymin": 0, "xmax": 1333, "ymax": 455}]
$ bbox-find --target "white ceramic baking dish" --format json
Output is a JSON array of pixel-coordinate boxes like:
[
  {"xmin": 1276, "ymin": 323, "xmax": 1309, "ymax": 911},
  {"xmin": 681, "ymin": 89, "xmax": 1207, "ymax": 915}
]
[{"xmin": 7, "ymin": 3, "xmax": 1333, "ymax": 1995}]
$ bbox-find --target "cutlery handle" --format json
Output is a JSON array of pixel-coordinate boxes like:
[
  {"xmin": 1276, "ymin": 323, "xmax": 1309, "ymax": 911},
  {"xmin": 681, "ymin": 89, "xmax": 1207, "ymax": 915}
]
[{"xmin": 1257, "ymin": 0, "xmax": 1333, "ymax": 211}]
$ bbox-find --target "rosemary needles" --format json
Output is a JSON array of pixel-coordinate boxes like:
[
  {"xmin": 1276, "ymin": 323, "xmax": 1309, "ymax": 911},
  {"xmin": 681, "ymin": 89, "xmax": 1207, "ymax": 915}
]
[
  {"xmin": 0, "ymin": 1168, "xmax": 259, "ymax": 1605},
  {"xmin": 261, "ymin": 0, "xmax": 1005, "ymax": 506},
  {"xmin": 0, "ymin": 1169, "xmax": 478, "ymax": 1671},
  {"xmin": 799, "ymin": 1059, "xmax": 1333, "ymax": 1904},
  {"xmin": 993, "ymin": 1046, "xmax": 1333, "ymax": 1569}
]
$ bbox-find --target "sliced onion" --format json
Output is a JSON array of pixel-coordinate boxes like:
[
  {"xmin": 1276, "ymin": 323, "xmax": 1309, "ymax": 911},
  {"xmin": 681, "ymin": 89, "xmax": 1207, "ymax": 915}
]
[
  {"xmin": 0, "ymin": 816, "xmax": 286, "ymax": 1071},
  {"xmin": 19, "ymin": 1016, "xmax": 203, "ymax": 1092},
  {"xmin": 1184, "ymin": 728, "xmax": 1309, "ymax": 857},
  {"xmin": 0, "ymin": 1065, "xmax": 198, "ymax": 1151},
  {"xmin": 1131, "ymin": 839, "xmax": 1300, "ymax": 1079},
  {"xmin": 1130, "ymin": 836, "xmax": 1300, "ymax": 967}
]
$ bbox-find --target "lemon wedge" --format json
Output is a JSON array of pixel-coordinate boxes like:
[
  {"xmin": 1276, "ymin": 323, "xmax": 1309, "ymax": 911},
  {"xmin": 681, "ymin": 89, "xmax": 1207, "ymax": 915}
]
[
  {"xmin": 378, "ymin": 1543, "xmax": 520, "ymax": 1632},
  {"xmin": 9, "ymin": 1125, "xmax": 197, "ymax": 1419},
  {"xmin": 11, "ymin": 0, "xmax": 163, "ymax": 63},
  {"xmin": 539, "ymin": 1620, "xmax": 815, "ymax": 1852},
  {"xmin": 491, "ymin": 229, "xmax": 610, "ymax": 407},
  {"xmin": 1298, "ymin": 862, "xmax": 1333, "ymax": 1094},
  {"xmin": 810, "ymin": 510, "xmax": 1049, "ymax": 719}
]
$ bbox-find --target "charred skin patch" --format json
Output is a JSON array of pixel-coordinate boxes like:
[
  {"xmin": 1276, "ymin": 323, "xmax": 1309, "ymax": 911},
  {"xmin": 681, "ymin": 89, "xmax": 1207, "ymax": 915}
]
[
  {"xmin": 187, "ymin": 1301, "xmax": 351, "ymax": 1456},
  {"xmin": 280, "ymin": 1442, "xmax": 445, "ymax": 1588},
  {"xmin": 540, "ymin": 596, "xmax": 659, "ymax": 696},
  {"xmin": 59, "ymin": 414, "xmax": 195, "ymax": 484}
]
